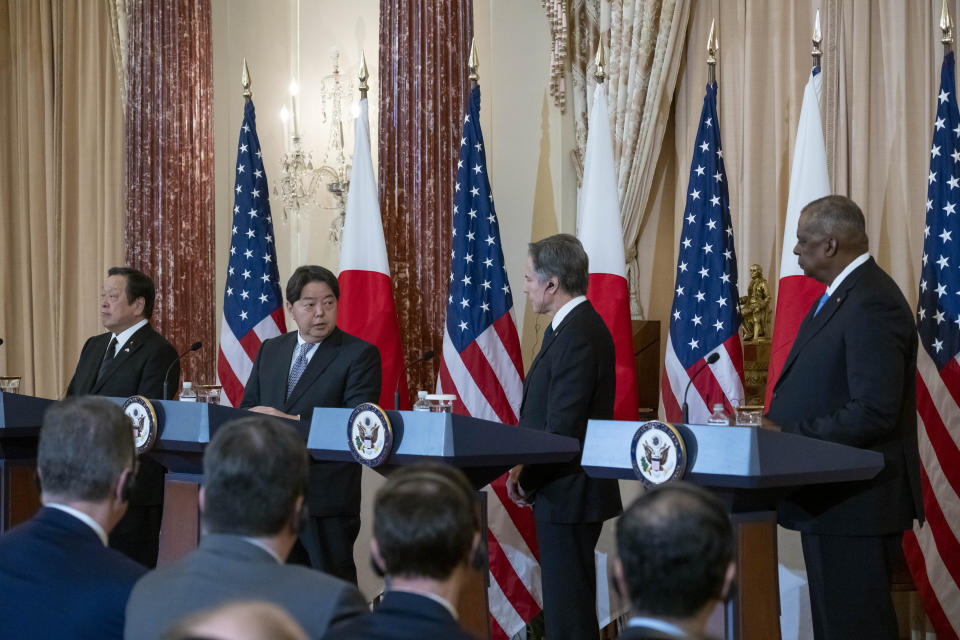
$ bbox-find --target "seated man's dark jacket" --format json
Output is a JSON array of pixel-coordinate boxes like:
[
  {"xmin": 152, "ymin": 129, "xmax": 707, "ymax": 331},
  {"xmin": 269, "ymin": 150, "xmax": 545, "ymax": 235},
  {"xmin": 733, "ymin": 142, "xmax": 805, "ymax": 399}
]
[
  {"xmin": 323, "ymin": 590, "xmax": 474, "ymax": 640},
  {"xmin": 0, "ymin": 507, "xmax": 146, "ymax": 640}
]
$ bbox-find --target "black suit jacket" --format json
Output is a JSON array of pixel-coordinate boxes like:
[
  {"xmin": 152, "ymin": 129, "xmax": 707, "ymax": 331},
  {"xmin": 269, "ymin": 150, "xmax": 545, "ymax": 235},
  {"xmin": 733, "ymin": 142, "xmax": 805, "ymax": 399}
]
[
  {"xmin": 65, "ymin": 323, "xmax": 179, "ymax": 505},
  {"xmin": 767, "ymin": 258, "xmax": 923, "ymax": 535},
  {"xmin": 322, "ymin": 591, "xmax": 474, "ymax": 640},
  {"xmin": 518, "ymin": 300, "xmax": 623, "ymax": 523},
  {"xmin": 240, "ymin": 327, "xmax": 381, "ymax": 516},
  {"xmin": 0, "ymin": 507, "xmax": 146, "ymax": 640},
  {"xmin": 617, "ymin": 624, "xmax": 706, "ymax": 640}
]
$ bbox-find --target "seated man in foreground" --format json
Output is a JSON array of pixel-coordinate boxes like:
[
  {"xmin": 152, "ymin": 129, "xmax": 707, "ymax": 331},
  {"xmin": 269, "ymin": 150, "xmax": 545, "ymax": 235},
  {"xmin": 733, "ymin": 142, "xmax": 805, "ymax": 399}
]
[
  {"xmin": 125, "ymin": 416, "xmax": 366, "ymax": 640},
  {"xmin": 614, "ymin": 482, "xmax": 736, "ymax": 640},
  {"xmin": 325, "ymin": 462, "xmax": 482, "ymax": 640},
  {"xmin": 0, "ymin": 396, "xmax": 146, "ymax": 640}
]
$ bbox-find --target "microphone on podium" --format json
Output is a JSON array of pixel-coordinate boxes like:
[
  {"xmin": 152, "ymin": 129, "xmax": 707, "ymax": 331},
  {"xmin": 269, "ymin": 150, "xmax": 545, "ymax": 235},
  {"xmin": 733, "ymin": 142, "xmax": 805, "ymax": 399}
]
[
  {"xmin": 163, "ymin": 341, "xmax": 203, "ymax": 400},
  {"xmin": 395, "ymin": 350, "xmax": 435, "ymax": 409},
  {"xmin": 681, "ymin": 352, "xmax": 720, "ymax": 424},
  {"xmin": 0, "ymin": 338, "xmax": 3, "ymax": 346}
]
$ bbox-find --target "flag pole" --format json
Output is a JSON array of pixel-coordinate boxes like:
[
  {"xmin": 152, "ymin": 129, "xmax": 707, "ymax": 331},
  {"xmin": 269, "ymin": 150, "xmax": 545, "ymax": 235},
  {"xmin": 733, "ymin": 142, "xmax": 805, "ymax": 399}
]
[
  {"xmin": 594, "ymin": 38, "xmax": 605, "ymax": 83},
  {"xmin": 241, "ymin": 58, "xmax": 252, "ymax": 102},
  {"xmin": 706, "ymin": 19, "xmax": 718, "ymax": 84},
  {"xmin": 812, "ymin": 10, "xmax": 822, "ymax": 68},
  {"xmin": 468, "ymin": 38, "xmax": 479, "ymax": 86},
  {"xmin": 358, "ymin": 50, "xmax": 369, "ymax": 99},
  {"xmin": 943, "ymin": 0, "xmax": 954, "ymax": 52}
]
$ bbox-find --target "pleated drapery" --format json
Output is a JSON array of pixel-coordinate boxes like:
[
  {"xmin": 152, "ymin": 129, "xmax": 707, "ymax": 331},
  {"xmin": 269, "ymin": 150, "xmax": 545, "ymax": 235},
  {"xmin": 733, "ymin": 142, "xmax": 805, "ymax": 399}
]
[
  {"xmin": 378, "ymin": 0, "xmax": 473, "ymax": 398},
  {"xmin": 125, "ymin": 0, "xmax": 215, "ymax": 385}
]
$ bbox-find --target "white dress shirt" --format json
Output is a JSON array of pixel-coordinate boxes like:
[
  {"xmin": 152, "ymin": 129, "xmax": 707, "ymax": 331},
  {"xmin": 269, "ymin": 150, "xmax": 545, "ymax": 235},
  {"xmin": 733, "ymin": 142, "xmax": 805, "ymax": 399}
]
[{"xmin": 45, "ymin": 503, "xmax": 109, "ymax": 546}]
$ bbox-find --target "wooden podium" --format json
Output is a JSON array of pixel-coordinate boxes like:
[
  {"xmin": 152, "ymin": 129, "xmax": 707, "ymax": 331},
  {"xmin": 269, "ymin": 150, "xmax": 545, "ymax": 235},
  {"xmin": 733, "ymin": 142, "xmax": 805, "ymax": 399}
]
[
  {"xmin": 0, "ymin": 392, "xmax": 54, "ymax": 532},
  {"xmin": 581, "ymin": 419, "xmax": 884, "ymax": 640}
]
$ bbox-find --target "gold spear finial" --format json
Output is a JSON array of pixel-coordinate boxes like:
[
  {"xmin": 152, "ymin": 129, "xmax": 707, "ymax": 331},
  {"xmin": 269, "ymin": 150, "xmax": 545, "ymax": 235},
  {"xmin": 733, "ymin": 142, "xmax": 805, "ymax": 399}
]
[
  {"xmin": 358, "ymin": 50, "xmax": 369, "ymax": 98},
  {"xmin": 942, "ymin": 0, "xmax": 954, "ymax": 46},
  {"xmin": 812, "ymin": 9, "xmax": 822, "ymax": 68},
  {"xmin": 468, "ymin": 37, "xmax": 479, "ymax": 83},
  {"xmin": 241, "ymin": 58, "xmax": 252, "ymax": 99},
  {"xmin": 594, "ymin": 38, "xmax": 605, "ymax": 83},
  {"xmin": 706, "ymin": 20, "xmax": 718, "ymax": 83}
]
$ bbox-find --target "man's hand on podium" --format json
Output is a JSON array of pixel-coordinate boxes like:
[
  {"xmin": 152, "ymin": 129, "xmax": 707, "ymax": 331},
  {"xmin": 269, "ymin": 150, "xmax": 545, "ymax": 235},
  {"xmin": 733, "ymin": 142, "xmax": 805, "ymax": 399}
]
[{"xmin": 248, "ymin": 405, "xmax": 300, "ymax": 421}]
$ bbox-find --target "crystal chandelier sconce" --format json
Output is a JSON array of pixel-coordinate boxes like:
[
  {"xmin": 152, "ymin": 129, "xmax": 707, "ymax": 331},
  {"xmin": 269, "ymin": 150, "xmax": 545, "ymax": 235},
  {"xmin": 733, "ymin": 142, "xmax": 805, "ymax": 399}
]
[
  {"xmin": 318, "ymin": 50, "xmax": 353, "ymax": 245},
  {"xmin": 274, "ymin": 80, "xmax": 320, "ymax": 221}
]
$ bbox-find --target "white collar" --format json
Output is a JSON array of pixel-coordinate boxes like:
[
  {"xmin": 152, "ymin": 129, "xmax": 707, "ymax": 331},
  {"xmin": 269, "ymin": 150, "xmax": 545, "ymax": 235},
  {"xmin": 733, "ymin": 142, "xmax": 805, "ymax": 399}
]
[
  {"xmin": 44, "ymin": 503, "xmax": 109, "ymax": 546},
  {"xmin": 389, "ymin": 589, "xmax": 459, "ymax": 621},
  {"xmin": 241, "ymin": 537, "xmax": 284, "ymax": 564},
  {"xmin": 626, "ymin": 616, "xmax": 688, "ymax": 637},
  {"xmin": 296, "ymin": 331, "xmax": 322, "ymax": 350},
  {"xmin": 112, "ymin": 319, "xmax": 149, "ymax": 352},
  {"xmin": 825, "ymin": 253, "xmax": 870, "ymax": 297},
  {"xmin": 551, "ymin": 295, "xmax": 587, "ymax": 331}
]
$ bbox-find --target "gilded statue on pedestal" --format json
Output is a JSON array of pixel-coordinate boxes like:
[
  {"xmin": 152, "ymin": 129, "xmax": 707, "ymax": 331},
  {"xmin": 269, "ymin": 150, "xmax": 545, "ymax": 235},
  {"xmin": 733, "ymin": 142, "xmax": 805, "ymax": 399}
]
[{"xmin": 739, "ymin": 264, "xmax": 770, "ymax": 343}]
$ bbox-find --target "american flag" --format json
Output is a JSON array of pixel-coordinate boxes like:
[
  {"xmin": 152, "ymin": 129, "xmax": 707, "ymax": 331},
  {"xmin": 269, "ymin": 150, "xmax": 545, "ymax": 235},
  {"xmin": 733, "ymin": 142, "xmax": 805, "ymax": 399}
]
[
  {"xmin": 216, "ymin": 99, "xmax": 286, "ymax": 406},
  {"xmin": 903, "ymin": 50, "xmax": 960, "ymax": 639},
  {"xmin": 659, "ymin": 82, "xmax": 745, "ymax": 424},
  {"xmin": 436, "ymin": 85, "xmax": 541, "ymax": 639}
]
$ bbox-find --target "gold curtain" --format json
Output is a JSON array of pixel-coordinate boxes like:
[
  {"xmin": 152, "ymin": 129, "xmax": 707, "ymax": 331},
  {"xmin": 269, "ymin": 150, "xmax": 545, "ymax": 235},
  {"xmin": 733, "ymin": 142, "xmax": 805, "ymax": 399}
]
[
  {"xmin": 566, "ymin": 0, "xmax": 692, "ymax": 318},
  {"xmin": 0, "ymin": 0, "xmax": 124, "ymax": 397}
]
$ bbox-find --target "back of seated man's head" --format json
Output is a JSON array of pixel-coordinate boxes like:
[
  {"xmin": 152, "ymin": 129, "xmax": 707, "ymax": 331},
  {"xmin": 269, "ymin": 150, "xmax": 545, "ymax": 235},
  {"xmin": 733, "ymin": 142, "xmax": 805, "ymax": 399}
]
[
  {"xmin": 162, "ymin": 601, "xmax": 308, "ymax": 640},
  {"xmin": 615, "ymin": 482, "xmax": 735, "ymax": 621},
  {"xmin": 201, "ymin": 416, "xmax": 308, "ymax": 537},
  {"xmin": 372, "ymin": 462, "xmax": 479, "ymax": 580},
  {"xmin": 38, "ymin": 396, "xmax": 135, "ymax": 504}
]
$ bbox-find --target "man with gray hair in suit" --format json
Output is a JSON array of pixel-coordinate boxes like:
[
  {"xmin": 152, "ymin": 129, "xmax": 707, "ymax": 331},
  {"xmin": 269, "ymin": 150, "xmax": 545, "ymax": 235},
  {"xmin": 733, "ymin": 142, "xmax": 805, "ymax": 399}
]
[{"xmin": 124, "ymin": 416, "xmax": 365, "ymax": 640}]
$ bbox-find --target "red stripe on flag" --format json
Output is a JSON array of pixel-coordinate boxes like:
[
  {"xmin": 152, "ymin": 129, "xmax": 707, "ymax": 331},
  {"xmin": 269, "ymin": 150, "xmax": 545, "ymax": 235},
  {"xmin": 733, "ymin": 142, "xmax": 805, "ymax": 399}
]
[
  {"xmin": 914, "ymin": 462, "xmax": 960, "ymax": 602},
  {"xmin": 660, "ymin": 368, "xmax": 683, "ymax": 422},
  {"xmin": 270, "ymin": 308, "xmax": 287, "ymax": 334},
  {"xmin": 487, "ymin": 530, "xmax": 541, "ymax": 622},
  {"xmin": 722, "ymin": 335, "xmax": 745, "ymax": 386},
  {"xmin": 940, "ymin": 357, "xmax": 960, "ymax": 410},
  {"xmin": 437, "ymin": 358, "xmax": 469, "ymax": 416},
  {"xmin": 766, "ymin": 275, "xmax": 823, "ymax": 408},
  {"xmin": 588, "ymin": 272, "xmax": 639, "ymax": 420},
  {"xmin": 489, "ymin": 474, "xmax": 540, "ymax": 560},
  {"xmin": 916, "ymin": 372, "xmax": 960, "ymax": 491},
  {"xmin": 690, "ymin": 360, "xmax": 735, "ymax": 415},
  {"xmin": 493, "ymin": 313, "xmax": 524, "ymax": 383},
  {"xmin": 238, "ymin": 330, "xmax": 263, "ymax": 363},
  {"xmin": 217, "ymin": 348, "xmax": 246, "ymax": 407},
  {"xmin": 489, "ymin": 614, "xmax": 508, "ymax": 640},
  {"xmin": 461, "ymin": 341, "xmax": 517, "ymax": 424},
  {"xmin": 904, "ymin": 530, "xmax": 959, "ymax": 640}
]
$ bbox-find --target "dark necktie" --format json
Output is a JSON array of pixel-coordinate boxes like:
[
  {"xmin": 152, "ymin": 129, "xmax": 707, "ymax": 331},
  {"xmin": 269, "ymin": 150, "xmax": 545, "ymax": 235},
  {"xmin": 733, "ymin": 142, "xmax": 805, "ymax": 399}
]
[
  {"xmin": 97, "ymin": 337, "xmax": 118, "ymax": 382},
  {"xmin": 537, "ymin": 324, "xmax": 555, "ymax": 357}
]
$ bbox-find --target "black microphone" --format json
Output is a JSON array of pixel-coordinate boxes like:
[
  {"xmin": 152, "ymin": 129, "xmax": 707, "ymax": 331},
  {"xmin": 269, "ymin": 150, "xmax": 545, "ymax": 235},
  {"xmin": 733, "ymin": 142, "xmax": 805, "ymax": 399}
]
[
  {"xmin": 395, "ymin": 350, "xmax": 436, "ymax": 409},
  {"xmin": 0, "ymin": 338, "xmax": 3, "ymax": 346},
  {"xmin": 164, "ymin": 341, "xmax": 202, "ymax": 400},
  {"xmin": 681, "ymin": 352, "xmax": 720, "ymax": 424}
]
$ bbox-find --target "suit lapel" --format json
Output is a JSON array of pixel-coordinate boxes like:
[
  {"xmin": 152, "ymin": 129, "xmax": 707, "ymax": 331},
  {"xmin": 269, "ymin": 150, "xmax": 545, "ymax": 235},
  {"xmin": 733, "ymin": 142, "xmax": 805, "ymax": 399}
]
[
  {"xmin": 92, "ymin": 325, "xmax": 150, "ymax": 394},
  {"xmin": 775, "ymin": 261, "xmax": 869, "ymax": 388},
  {"xmin": 284, "ymin": 329, "xmax": 343, "ymax": 410},
  {"xmin": 76, "ymin": 333, "xmax": 111, "ymax": 393}
]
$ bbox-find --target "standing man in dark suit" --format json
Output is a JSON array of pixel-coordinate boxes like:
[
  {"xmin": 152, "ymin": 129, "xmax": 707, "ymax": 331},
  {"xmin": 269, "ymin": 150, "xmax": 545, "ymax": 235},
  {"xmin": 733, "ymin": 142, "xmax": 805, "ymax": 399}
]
[
  {"xmin": 0, "ymin": 397, "xmax": 146, "ymax": 640},
  {"xmin": 767, "ymin": 195, "xmax": 923, "ymax": 640},
  {"xmin": 125, "ymin": 416, "xmax": 366, "ymax": 640},
  {"xmin": 506, "ymin": 233, "xmax": 623, "ymax": 640},
  {"xmin": 325, "ymin": 462, "xmax": 482, "ymax": 640},
  {"xmin": 240, "ymin": 265, "xmax": 381, "ymax": 583},
  {"xmin": 66, "ymin": 266, "xmax": 179, "ymax": 567}
]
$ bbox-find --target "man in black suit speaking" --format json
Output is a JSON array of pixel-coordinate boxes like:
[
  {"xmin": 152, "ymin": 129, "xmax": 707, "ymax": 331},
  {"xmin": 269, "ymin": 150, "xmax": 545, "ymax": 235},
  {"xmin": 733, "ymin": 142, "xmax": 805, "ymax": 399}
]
[
  {"xmin": 506, "ymin": 234, "xmax": 622, "ymax": 640},
  {"xmin": 767, "ymin": 196, "xmax": 923, "ymax": 640},
  {"xmin": 66, "ymin": 266, "xmax": 179, "ymax": 567},
  {"xmin": 240, "ymin": 265, "xmax": 381, "ymax": 583}
]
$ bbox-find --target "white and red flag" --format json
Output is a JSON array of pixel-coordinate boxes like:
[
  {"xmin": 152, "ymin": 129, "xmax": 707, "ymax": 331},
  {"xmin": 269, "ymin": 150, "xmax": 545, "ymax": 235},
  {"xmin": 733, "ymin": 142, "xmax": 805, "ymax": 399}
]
[
  {"xmin": 578, "ymin": 84, "xmax": 639, "ymax": 421},
  {"xmin": 338, "ymin": 97, "xmax": 409, "ymax": 409},
  {"xmin": 764, "ymin": 67, "xmax": 830, "ymax": 409}
]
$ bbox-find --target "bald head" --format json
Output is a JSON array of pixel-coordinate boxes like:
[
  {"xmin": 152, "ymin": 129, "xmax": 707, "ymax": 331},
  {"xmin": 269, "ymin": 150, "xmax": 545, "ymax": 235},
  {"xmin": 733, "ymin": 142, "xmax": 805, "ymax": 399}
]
[{"xmin": 794, "ymin": 195, "xmax": 870, "ymax": 284}]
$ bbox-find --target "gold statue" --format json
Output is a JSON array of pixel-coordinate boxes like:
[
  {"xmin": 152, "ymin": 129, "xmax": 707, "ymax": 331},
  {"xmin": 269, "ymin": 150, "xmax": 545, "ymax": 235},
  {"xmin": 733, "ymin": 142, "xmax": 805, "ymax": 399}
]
[{"xmin": 740, "ymin": 264, "xmax": 770, "ymax": 343}]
